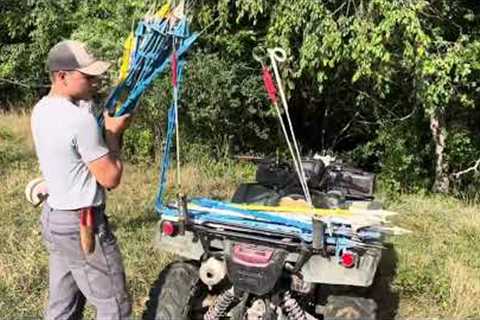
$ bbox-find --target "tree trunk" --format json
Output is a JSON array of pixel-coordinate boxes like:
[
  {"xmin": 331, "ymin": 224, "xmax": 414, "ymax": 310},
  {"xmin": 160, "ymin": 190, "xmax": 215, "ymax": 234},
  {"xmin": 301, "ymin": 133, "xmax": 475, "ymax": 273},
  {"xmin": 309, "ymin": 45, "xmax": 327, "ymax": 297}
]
[{"xmin": 430, "ymin": 108, "xmax": 449, "ymax": 193}]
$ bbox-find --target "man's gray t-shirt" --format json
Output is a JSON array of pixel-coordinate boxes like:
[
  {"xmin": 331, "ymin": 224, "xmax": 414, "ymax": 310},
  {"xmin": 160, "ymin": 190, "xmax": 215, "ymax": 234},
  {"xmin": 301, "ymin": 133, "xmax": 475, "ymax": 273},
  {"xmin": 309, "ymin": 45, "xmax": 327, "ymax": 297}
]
[{"xmin": 31, "ymin": 96, "xmax": 109, "ymax": 210}]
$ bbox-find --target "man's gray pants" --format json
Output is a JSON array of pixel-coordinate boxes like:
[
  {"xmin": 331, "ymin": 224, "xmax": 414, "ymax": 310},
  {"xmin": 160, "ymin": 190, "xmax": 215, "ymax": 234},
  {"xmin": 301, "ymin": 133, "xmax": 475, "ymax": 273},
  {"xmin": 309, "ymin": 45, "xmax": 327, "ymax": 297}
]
[{"xmin": 41, "ymin": 203, "xmax": 132, "ymax": 319}]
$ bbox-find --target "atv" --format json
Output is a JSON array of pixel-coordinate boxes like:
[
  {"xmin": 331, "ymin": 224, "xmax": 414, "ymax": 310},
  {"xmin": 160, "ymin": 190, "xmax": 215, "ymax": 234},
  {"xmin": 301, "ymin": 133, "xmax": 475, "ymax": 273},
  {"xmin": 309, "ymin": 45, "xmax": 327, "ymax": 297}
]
[{"xmin": 145, "ymin": 157, "xmax": 385, "ymax": 320}]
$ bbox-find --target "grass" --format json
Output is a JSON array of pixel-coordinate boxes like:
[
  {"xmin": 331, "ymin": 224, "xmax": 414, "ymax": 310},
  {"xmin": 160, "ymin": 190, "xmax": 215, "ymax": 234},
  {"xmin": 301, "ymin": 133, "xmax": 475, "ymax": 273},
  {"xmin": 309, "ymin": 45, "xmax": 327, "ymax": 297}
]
[
  {"xmin": 1, "ymin": 111, "xmax": 480, "ymax": 319},
  {"xmin": 388, "ymin": 195, "xmax": 480, "ymax": 318}
]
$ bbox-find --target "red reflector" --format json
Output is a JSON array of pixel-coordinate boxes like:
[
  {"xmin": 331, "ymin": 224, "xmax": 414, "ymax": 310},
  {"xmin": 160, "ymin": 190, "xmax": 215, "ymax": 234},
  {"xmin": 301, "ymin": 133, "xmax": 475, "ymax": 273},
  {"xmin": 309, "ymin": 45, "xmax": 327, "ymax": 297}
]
[
  {"xmin": 162, "ymin": 221, "xmax": 176, "ymax": 236},
  {"xmin": 341, "ymin": 251, "xmax": 356, "ymax": 268}
]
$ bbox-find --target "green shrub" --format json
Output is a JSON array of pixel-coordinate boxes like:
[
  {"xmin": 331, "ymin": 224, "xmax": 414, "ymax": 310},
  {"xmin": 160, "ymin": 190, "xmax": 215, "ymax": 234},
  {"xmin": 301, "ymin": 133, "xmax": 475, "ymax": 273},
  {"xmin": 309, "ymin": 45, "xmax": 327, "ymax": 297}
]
[
  {"xmin": 122, "ymin": 125, "xmax": 155, "ymax": 164},
  {"xmin": 351, "ymin": 119, "xmax": 434, "ymax": 195}
]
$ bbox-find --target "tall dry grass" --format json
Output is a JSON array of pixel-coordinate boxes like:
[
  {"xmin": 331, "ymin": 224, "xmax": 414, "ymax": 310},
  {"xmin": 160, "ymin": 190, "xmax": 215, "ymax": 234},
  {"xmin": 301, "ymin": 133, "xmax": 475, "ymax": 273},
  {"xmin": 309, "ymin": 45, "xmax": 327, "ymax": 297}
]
[{"xmin": 0, "ymin": 110, "xmax": 35, "ymax": 152}]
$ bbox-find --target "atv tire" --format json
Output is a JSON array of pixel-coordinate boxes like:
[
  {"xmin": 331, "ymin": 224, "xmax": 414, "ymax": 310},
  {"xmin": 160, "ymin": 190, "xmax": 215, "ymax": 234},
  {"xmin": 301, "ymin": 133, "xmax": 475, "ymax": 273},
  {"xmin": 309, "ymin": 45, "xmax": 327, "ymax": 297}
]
[
  {"xmin": 144, "ymin": 261, "xmax": 202, "ymax": 320},
  {"xmin": 323, "ymin": 295, "xmax": 377, "ymax": 320}
]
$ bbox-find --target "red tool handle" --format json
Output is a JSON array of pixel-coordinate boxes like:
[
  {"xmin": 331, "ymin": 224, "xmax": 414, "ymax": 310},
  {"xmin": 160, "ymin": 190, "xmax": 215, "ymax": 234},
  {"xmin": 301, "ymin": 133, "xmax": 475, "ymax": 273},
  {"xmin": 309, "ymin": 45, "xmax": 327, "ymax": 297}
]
[
  {"xmin": 80, "ymin": 207, "xmax": 95, "ymax": 254},
  {"xmin": 262, "ymin": 66, "xmax": 278, "ymax": 105},
  {"xmin": 80, "ymin": 207, "xmax": 94, "ymax": 227}
]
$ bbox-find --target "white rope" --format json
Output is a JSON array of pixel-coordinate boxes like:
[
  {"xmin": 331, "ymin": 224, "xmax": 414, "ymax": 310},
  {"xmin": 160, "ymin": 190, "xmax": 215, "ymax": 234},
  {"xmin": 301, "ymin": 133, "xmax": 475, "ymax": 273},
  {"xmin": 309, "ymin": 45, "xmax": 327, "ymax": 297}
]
[
  {"xmin": 173, "ymin": 39, "xmax": 181, "ymax": 192},
  {"xmin": 174, "ymin": 84, "xmax": 181, "ymax": 191},
  {"xmin": 271, "ymin": 99, "xmax": 312, "ymax": 206},
  {"xmin": 267, "ymin": 48, "xmax": 313, "ymax": 207}
]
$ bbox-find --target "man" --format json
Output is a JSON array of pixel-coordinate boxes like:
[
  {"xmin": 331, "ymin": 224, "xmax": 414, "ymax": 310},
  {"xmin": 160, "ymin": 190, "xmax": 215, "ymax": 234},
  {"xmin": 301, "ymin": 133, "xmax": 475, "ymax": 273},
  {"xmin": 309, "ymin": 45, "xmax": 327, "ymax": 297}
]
[{"xmin": 31, "ymin": 40, "xmax": 132, "ymax": 319}]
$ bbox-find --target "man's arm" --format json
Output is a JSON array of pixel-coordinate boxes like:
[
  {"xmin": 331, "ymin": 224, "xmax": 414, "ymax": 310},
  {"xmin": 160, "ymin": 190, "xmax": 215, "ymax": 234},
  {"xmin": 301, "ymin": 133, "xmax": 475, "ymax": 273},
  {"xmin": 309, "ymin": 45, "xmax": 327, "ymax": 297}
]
[{"xmin": 88, "ymin": 113, "xmax": 131, "ymax": 189}]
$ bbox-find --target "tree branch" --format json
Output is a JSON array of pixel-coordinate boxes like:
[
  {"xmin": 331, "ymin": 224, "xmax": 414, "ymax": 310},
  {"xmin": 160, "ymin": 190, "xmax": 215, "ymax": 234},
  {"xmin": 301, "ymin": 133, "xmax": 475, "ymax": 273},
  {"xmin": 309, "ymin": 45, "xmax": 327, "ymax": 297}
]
[
  {"xmin": 331, "ymin": 1, "xmax": 346, "ymax": 17},
  {"xmin": 331, "ymin": 111, "xmax": 360, "ymax": 148},
  {"xmin": 0, "ymin": 78, "xmax": 49, "ymax": 89},
  {"xmin": 451, "ymin": 159, "xmax": 480, "ymax": 179},
  {"xmin": 354, "ymin": 89, "xmax": 416, "ymax": 122}
]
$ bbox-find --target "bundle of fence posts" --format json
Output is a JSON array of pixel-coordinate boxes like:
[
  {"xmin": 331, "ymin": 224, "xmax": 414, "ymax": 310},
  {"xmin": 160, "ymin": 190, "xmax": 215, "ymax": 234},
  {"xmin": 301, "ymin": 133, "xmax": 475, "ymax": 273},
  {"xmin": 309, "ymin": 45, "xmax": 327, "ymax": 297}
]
[
  {"xmin": 160, "ymin": 197, "xmax": 410, "ymax": 265},
  {"xmin": 103, "ymin": 1, "xmax": 198, "ymax": 119}
]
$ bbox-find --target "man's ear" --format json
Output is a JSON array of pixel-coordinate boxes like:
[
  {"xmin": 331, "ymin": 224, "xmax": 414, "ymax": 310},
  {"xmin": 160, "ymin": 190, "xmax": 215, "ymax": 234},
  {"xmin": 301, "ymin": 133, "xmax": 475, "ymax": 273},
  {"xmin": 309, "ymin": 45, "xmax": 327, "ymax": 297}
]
[
  {"xmin": 58, "ymin": 71, "xmax": 69, "ymax": 86},
  {"xmin": 51, "ymin": 71, "xmax": 67, "ymax": 83}
]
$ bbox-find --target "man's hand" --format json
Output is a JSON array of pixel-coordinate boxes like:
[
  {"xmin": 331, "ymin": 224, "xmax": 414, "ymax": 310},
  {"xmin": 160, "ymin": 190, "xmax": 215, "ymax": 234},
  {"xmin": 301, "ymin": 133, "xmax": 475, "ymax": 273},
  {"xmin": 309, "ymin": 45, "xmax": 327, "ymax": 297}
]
[{"xmin": 104, "ymin": 111, "xmax": 132, "ymax": 136}]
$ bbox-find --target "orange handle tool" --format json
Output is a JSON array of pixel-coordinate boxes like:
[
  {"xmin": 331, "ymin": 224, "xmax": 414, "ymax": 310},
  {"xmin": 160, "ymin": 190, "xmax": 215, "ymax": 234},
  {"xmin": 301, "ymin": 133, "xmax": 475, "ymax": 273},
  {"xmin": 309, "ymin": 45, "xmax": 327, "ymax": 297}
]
[{"xmin": 80, "ymin": 207, "xmax": 95, "ymax": 254}]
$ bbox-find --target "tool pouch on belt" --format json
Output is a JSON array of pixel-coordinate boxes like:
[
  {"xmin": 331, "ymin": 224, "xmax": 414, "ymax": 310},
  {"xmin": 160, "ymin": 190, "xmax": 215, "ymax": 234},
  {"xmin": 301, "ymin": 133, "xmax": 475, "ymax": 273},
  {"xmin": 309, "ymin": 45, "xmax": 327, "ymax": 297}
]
[{"xmin": 80, "ymin": 207, "xmax": 95, "ymax": 255}]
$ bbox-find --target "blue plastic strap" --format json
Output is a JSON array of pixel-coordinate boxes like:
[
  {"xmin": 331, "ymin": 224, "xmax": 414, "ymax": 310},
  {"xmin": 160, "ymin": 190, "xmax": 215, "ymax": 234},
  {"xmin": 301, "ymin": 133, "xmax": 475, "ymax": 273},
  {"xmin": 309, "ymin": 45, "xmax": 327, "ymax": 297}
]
[
  {"xmin": 155, "ymin": 104, "xmax": 176, "ymax": 210},
  {"xmin": 115, "ymin": 32, "xmax": 198, "ymax": 116},
  {"xmin": 154, "ymin": 57, "xmax": 187, "ymax": 211}
]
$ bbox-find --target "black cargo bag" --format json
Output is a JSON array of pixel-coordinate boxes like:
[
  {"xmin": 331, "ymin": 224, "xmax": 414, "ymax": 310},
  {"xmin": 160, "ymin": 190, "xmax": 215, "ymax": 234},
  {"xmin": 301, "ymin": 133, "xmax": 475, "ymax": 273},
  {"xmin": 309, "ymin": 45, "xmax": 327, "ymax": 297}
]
[
  {"xmin": 301, "ymin": 159, "xmax": 326, "ymax": 189},
  {"xmin": 255, "ymin": 160, "xmax": 295, "ymax": 188},
  {"xmin": 255, "ymin": 159, "xmax": 325, "ymax": 189},
  {"xmin": 324, "ymin": 165, "xmax": 375, "ymax": 199}
]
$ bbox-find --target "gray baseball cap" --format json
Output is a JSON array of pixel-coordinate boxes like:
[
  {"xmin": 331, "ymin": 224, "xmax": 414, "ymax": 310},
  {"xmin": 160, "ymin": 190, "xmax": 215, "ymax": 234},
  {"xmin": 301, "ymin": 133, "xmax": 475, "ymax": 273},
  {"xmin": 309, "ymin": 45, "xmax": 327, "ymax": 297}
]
[{"xmin": 47, "ymin": 40, "xmax": 111, "ymax": 76}]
